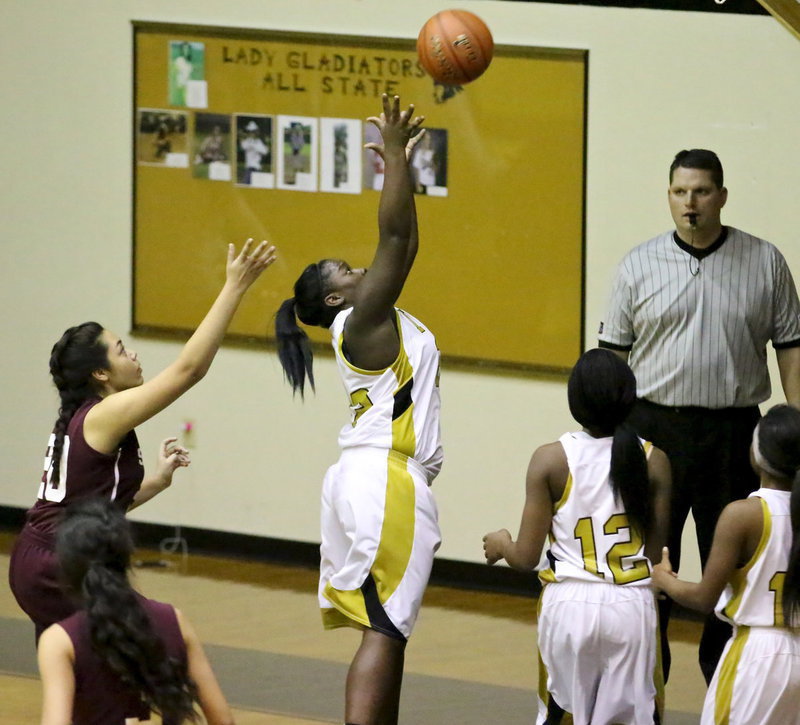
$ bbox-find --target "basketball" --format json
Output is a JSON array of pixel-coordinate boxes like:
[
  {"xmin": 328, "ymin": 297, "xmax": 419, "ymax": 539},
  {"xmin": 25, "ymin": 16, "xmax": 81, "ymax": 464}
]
[{"xmin": 417, "ymin": 9, "xmax": 494, "ymax": 85}]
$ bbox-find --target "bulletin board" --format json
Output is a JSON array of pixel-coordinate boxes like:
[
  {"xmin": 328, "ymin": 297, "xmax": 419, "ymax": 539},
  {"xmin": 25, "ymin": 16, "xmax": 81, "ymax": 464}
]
[{"xmin": 132, "ymin": 21, "xmax": 587, "ymax": 373}]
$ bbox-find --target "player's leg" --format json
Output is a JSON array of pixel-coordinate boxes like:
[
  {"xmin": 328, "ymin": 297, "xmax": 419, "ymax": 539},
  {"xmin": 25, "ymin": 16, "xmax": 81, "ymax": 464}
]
[
  {"xmin": 594, "ymin": 587, "xmax": 661, "ymax": 725},
  {"xmin": 537, "ymin": 581, "xmax": 603, "ymax": 723},
  {"xmin": 321, "ymin": 450, "xmax": 438, "ymax": 725},
  {"xmin": 345, "ymin": 628, "xmax": 405, "ymax": 725},
  {"xmin": 8, "ymin": 527, "xmax": 77, "ymax": 642}
]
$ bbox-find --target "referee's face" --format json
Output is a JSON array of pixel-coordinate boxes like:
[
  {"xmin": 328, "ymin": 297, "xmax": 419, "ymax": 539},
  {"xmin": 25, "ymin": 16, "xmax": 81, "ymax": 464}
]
[{"xmin": 668, "ymin": 167, "xmax": 727, "ymax": 241}]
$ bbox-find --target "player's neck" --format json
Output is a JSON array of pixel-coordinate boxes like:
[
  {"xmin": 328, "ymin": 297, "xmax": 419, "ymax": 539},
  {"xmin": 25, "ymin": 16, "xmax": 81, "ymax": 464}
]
[{"xmin": 760, "ymin": 474, "xmax": 793, "ymax": 492}]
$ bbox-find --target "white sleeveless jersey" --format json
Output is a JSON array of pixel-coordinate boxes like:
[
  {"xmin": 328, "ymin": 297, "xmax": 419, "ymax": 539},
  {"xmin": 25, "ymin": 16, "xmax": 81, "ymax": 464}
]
[
  {"xmin": 330, "ymin": 307, "xmax": 443, "ymax": 482},
  {"xmin": 716, "ymin": 488, "xmax": 792, "ymax": 628},
  {"xmin": 539, "ymin": 431, "xmax": 652, "ymax": 587}
]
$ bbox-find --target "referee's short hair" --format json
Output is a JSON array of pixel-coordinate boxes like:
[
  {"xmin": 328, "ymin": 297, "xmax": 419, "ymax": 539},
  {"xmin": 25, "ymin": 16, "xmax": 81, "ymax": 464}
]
[{"xmin": 669, "ymin": 149, "xmax": 724, "ymax": 189}]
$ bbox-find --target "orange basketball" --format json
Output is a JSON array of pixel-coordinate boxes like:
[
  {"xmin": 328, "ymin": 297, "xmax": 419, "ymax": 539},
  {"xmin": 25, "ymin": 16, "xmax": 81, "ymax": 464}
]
[{"xmin": 416, "ymin": 9, "xmax": 494, "ymax": 85}]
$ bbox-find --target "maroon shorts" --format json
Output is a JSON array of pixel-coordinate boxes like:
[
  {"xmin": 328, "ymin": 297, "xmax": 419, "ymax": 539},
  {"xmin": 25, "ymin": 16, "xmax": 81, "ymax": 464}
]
[{"xmin": 8, "ymin": 524, "xmax": 78, "ymax": 641}]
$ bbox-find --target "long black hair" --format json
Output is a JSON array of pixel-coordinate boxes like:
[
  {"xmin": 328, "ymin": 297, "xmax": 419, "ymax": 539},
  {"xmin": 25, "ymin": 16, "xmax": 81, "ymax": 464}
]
[
  {"xmin": 567, "ymin": 348, "xmax": 650, "ymax": 536},
  {"xmin": 754, "ymin": 404, "xmax": 800, "ymax": 629},
  {"xmin": 48, "ymin": 322, "xmax": 108, "ymax": 488},
  {"xmin": 274, "ymin": 260, "xmax": 340, "ymax": 396},
  {"xmin": 56, "ymin": 499, "xmax": 199, "ymax": 722}
]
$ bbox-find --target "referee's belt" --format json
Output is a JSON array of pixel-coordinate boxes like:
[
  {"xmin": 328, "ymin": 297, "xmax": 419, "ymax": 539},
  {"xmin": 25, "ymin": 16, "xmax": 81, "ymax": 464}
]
[{"xmin": 637, "ymin": 398, "xmax": 759, "ymax": 417}]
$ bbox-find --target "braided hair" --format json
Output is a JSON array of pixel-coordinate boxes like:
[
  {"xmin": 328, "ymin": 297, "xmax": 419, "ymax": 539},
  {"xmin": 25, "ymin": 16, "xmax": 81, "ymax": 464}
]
[
  {"xmin": 567, "ymin": 348, "xmax": 651, "ymax": 538},
  {"xmin": 48, "ymin": 323, "xmax": 108, "ymax": 488},
  {"xmin": 57, "ymin": 498, "xmax": 199, "ymax": 723},
  {"xmin": 274, "ymin": 260, "xmax": 340, "ymax": 396}
]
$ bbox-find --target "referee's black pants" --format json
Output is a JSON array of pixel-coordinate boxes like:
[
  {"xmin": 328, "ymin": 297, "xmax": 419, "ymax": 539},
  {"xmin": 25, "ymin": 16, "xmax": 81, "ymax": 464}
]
[{"xmin": 627, "ymin": 399, "xmax": 760, "ymax": 685}]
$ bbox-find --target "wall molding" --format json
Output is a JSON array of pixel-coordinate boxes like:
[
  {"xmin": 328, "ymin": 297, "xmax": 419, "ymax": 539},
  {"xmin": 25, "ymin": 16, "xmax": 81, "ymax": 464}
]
[
  {"xmin": 505, "ymin": 0, "xmax": 767, "ymax": 14},
  {"xmin": 0, "ymin": 505, "xmax": 703, "ymax": 620},
  {"xmin": 0, "ymin": 505, "xmax": 539, "ymax": 597}
]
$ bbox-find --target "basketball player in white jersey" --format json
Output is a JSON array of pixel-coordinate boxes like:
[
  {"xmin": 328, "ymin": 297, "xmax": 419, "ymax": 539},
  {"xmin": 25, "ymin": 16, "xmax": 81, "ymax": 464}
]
[
  {"xmin": 274, "ymin": 95, "xmax": 439, "ymax": 725},
  {"xmin": 653, "ymin": 404, "xmax": 800, "ymax": 724},
  {"xmin": 484, "ymin": 349, "xmax": 671, "ymax": 724}
]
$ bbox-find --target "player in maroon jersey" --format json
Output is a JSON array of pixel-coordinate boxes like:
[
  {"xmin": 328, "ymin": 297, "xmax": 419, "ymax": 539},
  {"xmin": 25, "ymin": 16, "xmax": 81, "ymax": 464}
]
[
  {"xmin": 37, "ymin": 498, "xmax": 234, "ymax": 725},
  {"xmin": 9, "ymin": 238, "xmax": 276, "ymax": 640}
]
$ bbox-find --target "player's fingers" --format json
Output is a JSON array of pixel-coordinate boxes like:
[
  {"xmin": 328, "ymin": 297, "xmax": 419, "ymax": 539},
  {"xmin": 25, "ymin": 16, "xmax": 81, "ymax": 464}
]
[
  {"xmin": 238, "ymin": 237, "xmax": 254, "ymax": 261},
  {"xmin": 407, "ymin": 131, "xmax": 425, "ymax": 151}
]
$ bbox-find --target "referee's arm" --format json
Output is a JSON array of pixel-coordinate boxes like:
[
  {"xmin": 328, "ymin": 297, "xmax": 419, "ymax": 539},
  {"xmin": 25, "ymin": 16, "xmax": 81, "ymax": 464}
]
[
  {"xmin": 776, "ymin": 345, "xmax": 800, "ymax": 408},
  {"xmin": 598, "ymin": 259, "xmax": 634, "ymax": 364},
  {"xmin": 597, "ymin": 341, "xmax": 630, "ymax": 364}
]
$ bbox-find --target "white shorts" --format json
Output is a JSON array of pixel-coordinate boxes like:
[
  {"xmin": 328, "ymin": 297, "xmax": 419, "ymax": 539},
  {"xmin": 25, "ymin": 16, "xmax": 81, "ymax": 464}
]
[
  {"xmin": 319, "ymin": 447, "xmax": 441, "ymax": 641},
  {"xmin": 537, "ymin": 580, "xmax": 662, "ymax": 725},
  {"xmin": 702, "ymin": 626, "xmax": 800, "ymax": 724}
]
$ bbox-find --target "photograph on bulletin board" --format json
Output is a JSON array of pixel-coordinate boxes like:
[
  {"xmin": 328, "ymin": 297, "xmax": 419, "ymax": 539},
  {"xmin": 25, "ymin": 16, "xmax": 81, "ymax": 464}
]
[{"xmin": 133, "ymin": 22, "xmax": 587, "ymax": 373}]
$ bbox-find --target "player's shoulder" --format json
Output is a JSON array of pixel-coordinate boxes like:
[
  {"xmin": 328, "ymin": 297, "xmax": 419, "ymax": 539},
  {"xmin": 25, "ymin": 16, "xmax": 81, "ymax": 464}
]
[
  {"xmin": 719, "ymin": 496, "xmax": 764, "ymax": 533},
  {"xmin": 530, "ymin": 440, "xmax": 569, "ymax": 472},
  {"xmin": 39, "ymin": 621, "xmax": 74, "ymax": 654}
]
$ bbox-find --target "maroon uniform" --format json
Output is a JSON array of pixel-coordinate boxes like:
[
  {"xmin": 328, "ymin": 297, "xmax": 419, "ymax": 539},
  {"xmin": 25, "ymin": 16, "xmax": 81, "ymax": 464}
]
[
  {"xmin": 59, "ymin": 596, "xmax": 186, "ymax": 725},
  {"xmin": 8, "ymin": 398, "xmax": 144, "ymax": 637}
]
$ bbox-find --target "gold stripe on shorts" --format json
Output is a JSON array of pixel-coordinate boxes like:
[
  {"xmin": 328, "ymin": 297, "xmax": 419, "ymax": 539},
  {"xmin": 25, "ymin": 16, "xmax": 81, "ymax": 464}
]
[
  {"xmin": 323, "ymin": 451, "xmax": 416, "ymax": 636},
  {"xmin": 714, "ymin": 625, "xmax": 750, "ymax": 725}
]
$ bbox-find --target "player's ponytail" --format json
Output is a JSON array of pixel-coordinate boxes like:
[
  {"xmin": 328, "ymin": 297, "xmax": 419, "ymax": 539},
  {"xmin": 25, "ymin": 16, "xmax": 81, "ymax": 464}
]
[
  {"xmin": 786, "ymin": 472, "xmax": 800, "ymax": 629},
  {"xmin": 48, "ymin": 322, "xmax": 108, "ymax": 488},
  {"xmin": 567, "ymin": 348, "xmax": 650, "ymax": 537},
  {"xmin": 274, "ymin": 260, "xmax": 340, "ymax": 397},
  {"xmin": 57, "ymin": 499, "xmax": 199, "ymax": 723},
  {"xmin": 755, "ymin": 405, "xmax": 800, "ymax": 629},
  {"xmin": 275, "ymin": 297, "xmax": 315, "ymax": 396}
]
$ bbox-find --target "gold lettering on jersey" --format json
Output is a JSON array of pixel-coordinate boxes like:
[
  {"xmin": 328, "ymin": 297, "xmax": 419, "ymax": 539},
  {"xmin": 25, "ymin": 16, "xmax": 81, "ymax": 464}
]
[
  {"xmin": 574, "ymin": 517, "xmax": 605, "ymax": 579},
  {"xmin": 604, "ymin": 514, "xmax": 649, "ymax": 585},
  {"xmin": 770, "ymin": 571, "xmax": 787, "ymax": 627},
  {"xmin": 574, "ymin": 513, "xmax": 649, "ymax": 584},
  {"xmin": 349, "ymin": 388, "xmax": 373, "ymax": 427}
]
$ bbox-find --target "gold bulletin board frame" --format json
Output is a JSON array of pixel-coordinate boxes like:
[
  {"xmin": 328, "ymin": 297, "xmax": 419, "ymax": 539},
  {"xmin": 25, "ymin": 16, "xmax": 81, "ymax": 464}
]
[{"xmin": 132, "ymin": 21, "xmax": 587, "ymax": 373}]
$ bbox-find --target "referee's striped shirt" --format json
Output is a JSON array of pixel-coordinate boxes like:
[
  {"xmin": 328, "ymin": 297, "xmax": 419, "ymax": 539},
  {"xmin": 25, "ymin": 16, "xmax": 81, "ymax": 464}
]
[{"xmin": 598, "ymin": 227, "xmax": 800, "ymax": 408}]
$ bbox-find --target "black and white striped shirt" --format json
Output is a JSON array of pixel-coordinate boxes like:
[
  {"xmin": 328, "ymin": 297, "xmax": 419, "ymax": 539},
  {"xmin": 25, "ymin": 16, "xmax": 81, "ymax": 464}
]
[{"xmin": 599, "ymin": 227, "xmax": 800, "ymax": 408}]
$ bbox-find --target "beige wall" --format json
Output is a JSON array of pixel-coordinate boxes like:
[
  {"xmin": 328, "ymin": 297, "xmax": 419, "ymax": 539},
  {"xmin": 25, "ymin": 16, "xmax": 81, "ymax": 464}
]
[{"xmin": 2, "ymin": 1, "xmax": 798, "ymax": 583}]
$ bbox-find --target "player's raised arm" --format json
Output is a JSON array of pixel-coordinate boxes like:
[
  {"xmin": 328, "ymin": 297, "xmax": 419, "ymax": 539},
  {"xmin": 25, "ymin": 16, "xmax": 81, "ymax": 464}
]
[
  {"xmin": 346, "ymin": 94, "xmax": 423, "ymax": 333},
  {"xmin": 85, "ymin": 239, "xmax": 276, "ymax": 453}
]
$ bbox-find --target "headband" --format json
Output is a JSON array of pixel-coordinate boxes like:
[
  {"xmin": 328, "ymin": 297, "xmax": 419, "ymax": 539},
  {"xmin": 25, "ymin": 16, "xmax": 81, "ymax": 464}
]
[{"xmin": 751, "ymin": 422, "xmax": 790, "ymax": 479}]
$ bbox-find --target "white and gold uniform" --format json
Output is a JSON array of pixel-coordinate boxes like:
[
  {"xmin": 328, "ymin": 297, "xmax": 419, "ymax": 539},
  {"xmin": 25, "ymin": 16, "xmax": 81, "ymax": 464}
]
[
  {"xmin": 702, "ymin": 488, "xmax": 800, "ymax": 725},
  {"xmin": 536, "ymin": 431, "xmax": 662, "ymax": 725},
  {"xmin": 319, "ymin": 307, "xmax": 442, "ymax": 640}
]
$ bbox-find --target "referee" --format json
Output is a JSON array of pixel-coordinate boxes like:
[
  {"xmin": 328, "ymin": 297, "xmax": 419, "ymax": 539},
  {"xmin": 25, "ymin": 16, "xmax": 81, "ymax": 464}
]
[{"xmin": 598, "ymin": 149, "xmax": 800, "ymax": 684}]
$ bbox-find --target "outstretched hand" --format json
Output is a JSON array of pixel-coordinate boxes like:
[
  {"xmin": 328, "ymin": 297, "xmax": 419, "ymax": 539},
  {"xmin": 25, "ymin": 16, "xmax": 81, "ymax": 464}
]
[
  {"xmin": 364, "ymin": 93, "xmax": 424, "ymax": 159},
  {"xmin": 651, "ymin": 546, "xmax": 677, "ymax": 593},
  {"xmin": 153, "ymin": 437, "xmax": 191, "ymax": 487},
  {"xmin": 483, "ymin": 529, "xmax": 512, "ymax": 566},
  {"xmin": 366, "ymin": 128, "xmax": 427, "ymax": 163},
  {"xmin": 226, "ymin": 238, "xmax": 277, "ymax": 291}
]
